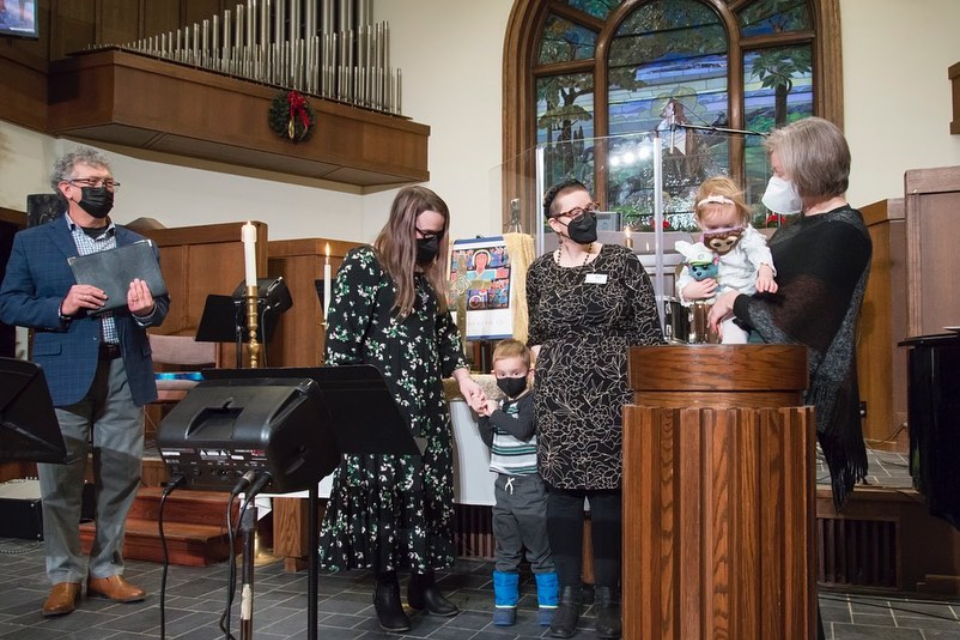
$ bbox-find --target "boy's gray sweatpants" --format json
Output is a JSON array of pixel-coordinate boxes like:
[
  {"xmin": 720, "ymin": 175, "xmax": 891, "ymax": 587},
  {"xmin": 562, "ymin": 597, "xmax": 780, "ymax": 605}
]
[{"xmin": 493, "ymin": 473, "xmax": 554, "ymax": 574}]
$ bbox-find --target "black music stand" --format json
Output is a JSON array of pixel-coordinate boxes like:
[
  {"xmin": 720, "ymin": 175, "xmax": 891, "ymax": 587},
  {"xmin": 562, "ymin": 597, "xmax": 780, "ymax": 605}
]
[
  {"xmin": 171, "ymin": 365, "xmax": 417, "ymax": 640},
  {"xmin": 195, "ymin": 295, "xmax": 278, "ymax": 370},
  {"xmin": 0, "ymin": 358, "xmax": 67, "ymax": 464}
]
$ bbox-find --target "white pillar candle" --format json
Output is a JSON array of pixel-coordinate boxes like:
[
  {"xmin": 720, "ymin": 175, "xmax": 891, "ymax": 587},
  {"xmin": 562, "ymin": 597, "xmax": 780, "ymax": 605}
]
[
  {"xmin": 242, "ymin": 222, "xmax": 257, "ymax": 288},
  {"xmin": 324, "ymin": 242, "xmax": 332, "ymax": 320}
]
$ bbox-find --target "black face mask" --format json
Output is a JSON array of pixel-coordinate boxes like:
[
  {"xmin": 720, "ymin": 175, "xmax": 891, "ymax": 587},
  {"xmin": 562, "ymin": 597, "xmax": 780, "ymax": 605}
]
[
  {"xmin": 77, "ymin": 186, "xmax": 114, "ymax": 219},
  {"xmin": 563, "ymin": 214, "xmax": 598, "ymax": 244},
  {"xmin": 496, "ymin": 375, "xmax": 528, "ymax": 398},
  {"xmin": 416, "ymin": 236, "xmax": 440, "ymax": 265}
]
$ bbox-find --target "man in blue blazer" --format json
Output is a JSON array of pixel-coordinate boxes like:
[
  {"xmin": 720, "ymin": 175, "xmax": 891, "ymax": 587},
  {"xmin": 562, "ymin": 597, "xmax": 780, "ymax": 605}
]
[{"xmin": 0, "ymin": 147, "xmax": 169, "ymax": 617}]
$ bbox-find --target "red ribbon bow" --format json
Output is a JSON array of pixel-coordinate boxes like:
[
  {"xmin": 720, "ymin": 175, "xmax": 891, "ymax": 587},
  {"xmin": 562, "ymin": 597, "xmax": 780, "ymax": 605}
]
[{"xmin": 287, "ymin": 91, "xmax": 310, "ymax": 138}]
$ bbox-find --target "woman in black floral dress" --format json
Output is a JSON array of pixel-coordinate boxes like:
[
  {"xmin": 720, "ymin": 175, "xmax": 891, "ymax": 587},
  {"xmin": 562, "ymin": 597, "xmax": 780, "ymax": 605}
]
[
  {"xmin": 319, "ymin": 186, "xmax": 485, "ymax": 632},
  {"xmin": 527, "ymin": 179, "xmax": 663, "ymax": 638}
]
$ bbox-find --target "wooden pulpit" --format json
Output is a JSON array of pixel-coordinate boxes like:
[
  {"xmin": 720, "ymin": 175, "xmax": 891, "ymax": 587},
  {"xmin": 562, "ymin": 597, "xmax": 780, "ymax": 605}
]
[{"xmin": 623, "ymin": 345, "xmax": 816, "ymax": 640}]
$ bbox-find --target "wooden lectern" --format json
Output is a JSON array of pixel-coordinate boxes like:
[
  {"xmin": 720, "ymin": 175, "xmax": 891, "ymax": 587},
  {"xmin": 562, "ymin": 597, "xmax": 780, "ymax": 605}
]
[{"xmin": 623, "ymin": 345, "xmax": 816, "ymax": 640}]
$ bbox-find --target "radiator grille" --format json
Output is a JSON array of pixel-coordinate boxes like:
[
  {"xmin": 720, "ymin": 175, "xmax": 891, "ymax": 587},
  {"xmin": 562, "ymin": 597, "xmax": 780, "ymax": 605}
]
[
  {"xmin": 454, "ymin": 504, "xmax": 495, "ymax": 559},
  {"xmin": 817, "ymin": 515, "xmax": 899, "ymax": 590}
]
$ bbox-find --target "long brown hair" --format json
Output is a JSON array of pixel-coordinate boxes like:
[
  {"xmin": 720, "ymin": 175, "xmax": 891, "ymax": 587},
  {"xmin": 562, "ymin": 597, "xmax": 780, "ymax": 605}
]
[{"xmin": 373, "ymin": 186, "xmax": 451, "ymax": 317}]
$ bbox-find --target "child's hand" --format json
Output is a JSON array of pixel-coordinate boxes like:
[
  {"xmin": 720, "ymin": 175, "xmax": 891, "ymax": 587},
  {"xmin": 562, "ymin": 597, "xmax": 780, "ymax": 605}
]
[
  {"xmin": 682, "ymin": 278, "xmax": 718, "ymax": 301},
  {"xmin": 466, "ymin": 394, "xmax": 485, "ymax": 414},
  {"xmin": 475, "ymin": 399, "xmax": 498, "ymax": 417},
  {"xmin": 755, "ymin": 264, "xmax": 778, "ymax": 293}
]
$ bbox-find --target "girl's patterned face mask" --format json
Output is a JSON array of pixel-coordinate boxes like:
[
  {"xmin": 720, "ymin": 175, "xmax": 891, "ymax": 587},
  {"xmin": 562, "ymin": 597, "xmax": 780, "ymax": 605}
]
[{"xmin": 701, "ymin": 226, "xmax": 743, "ymax": 255}]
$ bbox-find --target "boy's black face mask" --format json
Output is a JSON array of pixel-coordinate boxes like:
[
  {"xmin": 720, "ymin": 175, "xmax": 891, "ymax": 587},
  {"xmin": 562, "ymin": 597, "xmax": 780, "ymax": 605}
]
[{"xmin": 496, "ymin": 376, "xmax": 527, "ymax": 398}]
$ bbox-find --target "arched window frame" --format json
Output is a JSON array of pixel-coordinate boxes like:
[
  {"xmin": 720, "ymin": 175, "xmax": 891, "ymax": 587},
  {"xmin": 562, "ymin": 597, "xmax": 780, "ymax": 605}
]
[{"xmin": 501, "ymin": 0, "xmax": 843, "ymax": 231}]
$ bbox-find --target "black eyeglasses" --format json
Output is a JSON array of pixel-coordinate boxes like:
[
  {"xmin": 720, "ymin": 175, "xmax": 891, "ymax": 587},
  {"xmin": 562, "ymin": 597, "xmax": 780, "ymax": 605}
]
[
  {"xmin": 416, "ymin": 226, "xmax": 443, "ymax": 240},
  {"xmin": 67, "ymin": 177, "xmax": 121, "ymax": 192},
  {"xmin": 553, "ymin": 202, "xmax": 599, "ymax": 221}
]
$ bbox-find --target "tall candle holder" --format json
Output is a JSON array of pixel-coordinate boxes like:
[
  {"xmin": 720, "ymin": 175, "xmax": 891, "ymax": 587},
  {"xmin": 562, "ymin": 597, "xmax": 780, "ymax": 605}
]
[
  {"xmin": 246, "ymin": 284, "xmax": 261, "ymax": 368},
  {"xmin": 323, "ymin": 243, "xmax": 332, "ymax": 325}
]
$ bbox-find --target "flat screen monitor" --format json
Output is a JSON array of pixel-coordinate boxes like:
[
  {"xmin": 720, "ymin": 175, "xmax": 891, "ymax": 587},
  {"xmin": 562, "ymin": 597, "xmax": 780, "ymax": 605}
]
[{"xmin": 0, "ymin": 1, "xmax": 38, "ymax": 40}]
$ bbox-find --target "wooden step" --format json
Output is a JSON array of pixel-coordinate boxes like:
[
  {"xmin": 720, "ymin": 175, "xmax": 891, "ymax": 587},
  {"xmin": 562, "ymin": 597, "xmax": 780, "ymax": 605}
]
[
  {"xmin": 127, "ymin": 486, "xmax": 239, "ymax": 528},
  {"xmin": 79, "ymin": 485, "xmax": 243, "ymax": 567},
  {"xmin": 81, "ymin": 518, "xmax": 239, "ymax": 567}
]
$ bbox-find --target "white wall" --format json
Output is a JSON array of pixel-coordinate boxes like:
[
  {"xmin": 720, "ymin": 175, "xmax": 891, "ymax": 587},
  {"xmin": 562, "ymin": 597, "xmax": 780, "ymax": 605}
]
[
  {"xmin": 841, "ymin": 0, "xmax": 960, "ymax": 207},
  {"xmin": 0, "ymin": 121, "xmax": 55, "ymax": 209},
  {"xmin": 2, "ymin": 0, "xmax": 959, "ymax": 243},
  {"xmin": 370, "ymin": 0, "xmax": 512, "ymax": 242},
  {"xmin": 0, "ymin": 119, "xmax": 370, "ymax": 241}
]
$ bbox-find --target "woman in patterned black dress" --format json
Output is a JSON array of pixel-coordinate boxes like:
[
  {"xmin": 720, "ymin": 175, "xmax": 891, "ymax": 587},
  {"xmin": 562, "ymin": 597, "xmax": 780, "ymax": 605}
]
[
  {"xmin": 319, "ymin": 186, "xmax": 485, "ymax": 632},
  {"xmin": 527, "ymin": 179, "xmax": 663, "ymax": 639}
]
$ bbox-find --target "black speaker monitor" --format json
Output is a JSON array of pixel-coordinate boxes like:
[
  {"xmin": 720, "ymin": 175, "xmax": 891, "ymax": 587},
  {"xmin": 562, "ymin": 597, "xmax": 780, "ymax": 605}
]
[
  {"xmin": 157, "ymin": 377, "xmax": 338, "ymax": 493},
  {"xmin": 0, "ymin": 357, "xmax": 67, "ymax": 463}
]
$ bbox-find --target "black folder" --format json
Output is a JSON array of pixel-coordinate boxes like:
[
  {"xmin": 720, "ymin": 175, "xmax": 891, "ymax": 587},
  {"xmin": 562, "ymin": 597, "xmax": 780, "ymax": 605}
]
[{"xmin": 67, "ymin": 239, "xmax": 167, "ymax": 313}]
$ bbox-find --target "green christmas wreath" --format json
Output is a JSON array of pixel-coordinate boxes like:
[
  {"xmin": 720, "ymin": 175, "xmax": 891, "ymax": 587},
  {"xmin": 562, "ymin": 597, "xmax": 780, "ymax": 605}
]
[{"xmin": 268, "ymin": 90, "xmax": 316, "ymax": 142}]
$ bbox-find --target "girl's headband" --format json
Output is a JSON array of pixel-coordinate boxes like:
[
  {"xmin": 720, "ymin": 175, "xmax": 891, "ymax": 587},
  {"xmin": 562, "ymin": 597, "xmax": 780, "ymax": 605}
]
[{"xmin": 696, "ymin": 195, "xmax": 735, "ymax": 208}]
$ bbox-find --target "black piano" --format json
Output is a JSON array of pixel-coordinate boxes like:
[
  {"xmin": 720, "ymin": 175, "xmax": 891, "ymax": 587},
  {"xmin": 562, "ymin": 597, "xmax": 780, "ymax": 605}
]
[{"xmin": 901, "ymin": 332, "xmax": 960, "ymax": 530}]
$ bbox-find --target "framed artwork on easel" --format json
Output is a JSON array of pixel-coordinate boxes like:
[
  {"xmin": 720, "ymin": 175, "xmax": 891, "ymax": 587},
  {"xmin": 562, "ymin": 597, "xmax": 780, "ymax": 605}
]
[{"xmin": 448, "ymin": 235, "xmax": 514, "ymax": 341}]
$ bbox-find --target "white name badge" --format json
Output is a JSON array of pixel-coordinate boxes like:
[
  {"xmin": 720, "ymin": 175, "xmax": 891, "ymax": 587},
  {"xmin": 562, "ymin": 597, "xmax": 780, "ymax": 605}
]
[{"xmin": 584, "ymin": 273, "xmax": 608, "ymax": 285}]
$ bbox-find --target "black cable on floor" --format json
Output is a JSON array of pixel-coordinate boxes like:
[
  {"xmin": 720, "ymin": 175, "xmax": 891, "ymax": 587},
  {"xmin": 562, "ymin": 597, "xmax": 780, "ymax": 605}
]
[{"xmin": 158, "ymin": 474, "xmax": 187, "ymax": 640}]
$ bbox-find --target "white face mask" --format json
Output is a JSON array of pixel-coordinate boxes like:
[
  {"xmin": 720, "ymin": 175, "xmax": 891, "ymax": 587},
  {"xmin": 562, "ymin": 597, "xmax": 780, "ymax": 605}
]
[{"xmin": 761, "ymin": 175, "xmax": 803, "ymax": 215}]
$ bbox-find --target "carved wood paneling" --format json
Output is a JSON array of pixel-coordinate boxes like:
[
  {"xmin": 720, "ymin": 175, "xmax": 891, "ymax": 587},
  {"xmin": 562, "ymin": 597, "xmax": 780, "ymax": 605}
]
[
  {"xmin": 52, "ymin": 0, "xmax": 96, "ymax": 59},
  {"xmin": 99, "ymin": 0, "xmax": 141, "ymax": 47},
  {"xmin": 904, "ymin": 166, "xmax": 960, "ymax": 338},
  {"xmin": 1, "ymin": 2, "xmax": 430, "ymax": 187},
  {"xmin": 183, "ymin": 0, "xmax": 224, "ymax": 30},
  {"xmin": 47, "ymin": 49, "xmax": 430, "ymax": 185},
  {"xmin": 624, "ymin": 344, "xmax": 816, "ymax": 640},
  {"xmin": 858, "ymin": 198, "xmax": 908, "ymax": 449},
  {"xmin": 143, "ymin": 0, "xmax": 182, "ymax": 40},
  {"xmin": 266, "ymin": 238, "xmax": 363, "ymax": 368},
  {"xmin": 141, "ymin": 221, "xmax": 269, "ymax": 369}
]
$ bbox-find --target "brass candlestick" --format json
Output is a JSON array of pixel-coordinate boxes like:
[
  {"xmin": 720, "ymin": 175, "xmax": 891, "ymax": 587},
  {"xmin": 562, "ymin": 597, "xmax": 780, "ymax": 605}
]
[{"xmin": 246, "ymin": 284, "xmax": 261, "ymax": 368}]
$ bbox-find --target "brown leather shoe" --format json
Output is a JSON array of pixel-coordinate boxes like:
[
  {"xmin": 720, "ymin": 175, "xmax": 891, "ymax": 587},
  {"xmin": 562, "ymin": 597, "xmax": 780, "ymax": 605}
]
[
  {"xmin": 87, "ymin": 575, "xmax": 146, "ymax": 603},
  {"xmin": 42, "ymin": 582, "xmax": 81, "ymax": 617}
]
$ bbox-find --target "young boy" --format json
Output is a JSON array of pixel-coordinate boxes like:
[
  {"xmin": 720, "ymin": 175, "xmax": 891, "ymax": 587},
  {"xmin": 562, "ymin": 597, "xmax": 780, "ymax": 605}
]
[{"xmin": 475, "ymin": 339, "xmax": 558, "ymax": 626}]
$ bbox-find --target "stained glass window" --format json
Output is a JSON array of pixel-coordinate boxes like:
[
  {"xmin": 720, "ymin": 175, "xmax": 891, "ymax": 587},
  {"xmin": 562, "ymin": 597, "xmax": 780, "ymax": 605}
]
[
  {"xmin": 538, "ymin": 14, "xmax": 598, "ymax": 64},
  {"xmin": 536, "ymin": 73, "xmax": 595, "ymax": 188},
  {"xmin": 561, "ymin": 0, "xmax": 623, "ymax": 21},
  {"xmin": 738, "ymin": 0, "xmax": 812, "ymax": 38},
  {"xmin": 520, "ymin": 0, "xmax": 824, "ymax": 231}
]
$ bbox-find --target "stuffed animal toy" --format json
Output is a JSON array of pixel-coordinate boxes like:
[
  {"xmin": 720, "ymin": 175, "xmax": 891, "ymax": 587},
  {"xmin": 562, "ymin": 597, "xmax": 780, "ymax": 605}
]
[{"xmin": 675, "ymin": 240, "xmax": 719, "ymax": 281}]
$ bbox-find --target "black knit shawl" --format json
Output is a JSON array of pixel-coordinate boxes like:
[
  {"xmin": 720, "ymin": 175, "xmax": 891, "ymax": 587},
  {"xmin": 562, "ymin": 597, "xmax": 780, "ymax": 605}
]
[{"xmin": 733, "ymin": 205, "xmax": 872, "ymax": 509}]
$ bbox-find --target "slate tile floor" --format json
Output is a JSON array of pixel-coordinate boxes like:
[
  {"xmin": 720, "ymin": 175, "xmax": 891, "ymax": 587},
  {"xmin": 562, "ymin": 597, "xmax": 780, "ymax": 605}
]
[
  {"xmin": 0, "ymin": 447, "xmax": 945, "ymax": 639},
  {"xmin": 0, "ymin": 543, "xmax": 959, "ymax": 640}
]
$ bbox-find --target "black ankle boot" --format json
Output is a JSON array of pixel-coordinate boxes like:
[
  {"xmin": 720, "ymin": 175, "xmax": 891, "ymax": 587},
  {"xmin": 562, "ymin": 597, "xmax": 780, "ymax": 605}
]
[
  {"xmin": 374, "ymin": 572, "xmax": 411, "ymax": 632},
  {"xmin": 407, "ymin": 572, "xmax": 458, "ymax": 617},
  {"xmin": 594, "ymin": 586, "xmax": 621, "ymax": 639},
  {"xmin": 549, "ymin": 585, "xmax": 582, "ymax": 638}
]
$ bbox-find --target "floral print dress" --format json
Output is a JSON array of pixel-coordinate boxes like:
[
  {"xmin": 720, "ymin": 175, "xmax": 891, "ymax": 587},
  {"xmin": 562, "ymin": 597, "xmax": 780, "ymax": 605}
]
[
  {"xmin": 527, "ymin": 243, "xmax": 664, "ymax": 490},
  {"xmin": 319, "ymin": 246, "xmax": 467, "ymax": 573}
]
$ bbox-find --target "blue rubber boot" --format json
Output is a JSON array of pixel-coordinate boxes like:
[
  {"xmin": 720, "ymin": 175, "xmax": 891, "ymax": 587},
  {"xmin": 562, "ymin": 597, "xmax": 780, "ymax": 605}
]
[
  {"xmin": 492, "ymin": 570, "xmax": 519, "ymax": 626},
  {"xmin": 535, "ymin": 571, "xmax": 559, "ymax": 626}
]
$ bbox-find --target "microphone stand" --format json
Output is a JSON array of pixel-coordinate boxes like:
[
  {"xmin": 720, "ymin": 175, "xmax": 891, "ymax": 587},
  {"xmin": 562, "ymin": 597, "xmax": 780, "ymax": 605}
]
[{"xmin": 240, "ymin": 500, "xmax": 257, "ymax": 640}]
